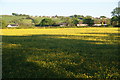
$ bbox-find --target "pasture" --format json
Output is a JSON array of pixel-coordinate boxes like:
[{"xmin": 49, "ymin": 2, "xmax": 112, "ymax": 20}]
[
  {"xmin": 2, "ymin": 28, "xmax": 120, "ymax": 78},
  {"xmin": 2, "ymin": 15, "xmax": 26, "ymax": 23}
]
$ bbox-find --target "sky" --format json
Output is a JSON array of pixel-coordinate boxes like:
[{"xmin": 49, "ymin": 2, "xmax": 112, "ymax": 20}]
[{"xmin": 0, "ymin": 0, "xmax": 119, "ymax": 18}]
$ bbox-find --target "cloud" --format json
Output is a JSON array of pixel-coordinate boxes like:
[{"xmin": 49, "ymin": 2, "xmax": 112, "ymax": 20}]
[{"xmin": 1, "ymin": 0, "xmax": 118, "ymax": 3}]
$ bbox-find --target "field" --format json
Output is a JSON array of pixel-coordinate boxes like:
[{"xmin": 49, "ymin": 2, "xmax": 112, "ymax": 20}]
[
  {"xmin": 2, "ymin": 28, "xmax": 120, "ymax": 78},
  {"xmin": 2, "ymin": 15, "xmax": 26, "ymax": 23}
]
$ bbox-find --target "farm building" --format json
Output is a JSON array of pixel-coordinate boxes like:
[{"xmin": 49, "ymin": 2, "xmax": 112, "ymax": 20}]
[
  {"xmin": 93, "ymin": 24, "xmax": 102, "ymax": 27},
  {"xmin": 93, "ymin": 24, "xmax": 108, "ymax": 27},
  {"xmin": 77, "ymin": 24, "xmax": 88, "ymax": 26},
  {"xmin": 7, "ymin": 24, "xmax": 19, "ymax": 27},
  {"xmin": 77, "ymin": 21, "xmax": 88, "ymax": 26},
  {"xmin": 59, "ymin": 23, "xmax": 67, "ymax": 27}
]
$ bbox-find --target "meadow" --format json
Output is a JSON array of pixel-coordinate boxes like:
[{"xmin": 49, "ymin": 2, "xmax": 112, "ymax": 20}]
[
  {"xmin": 2, "ymin": 27, "xmax": 120, "ymax": 78},
  {"xmin": 2, "ymin": 15, "xmax": 26, "ymax": 23}
]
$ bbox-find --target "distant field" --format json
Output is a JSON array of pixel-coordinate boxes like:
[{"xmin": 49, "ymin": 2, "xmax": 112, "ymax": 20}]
[
  {"xmin": 2, "ymin": 28, "xmax": 120, "ymax": 78},
  {"xmin": 2, "ymin": 15, "xmax": 26, "ymax": 23}
]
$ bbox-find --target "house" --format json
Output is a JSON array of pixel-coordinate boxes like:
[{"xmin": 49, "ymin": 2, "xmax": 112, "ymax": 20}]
[
  {"xmin": 77, "ymin": 21, "xmax": 88, "ymax": 26},
  {"xmin": 93, "ymin": 24, "xmax": 108, "ymax": 27},
  {"xmin": 93, "ymin": 24, "xmax": 102, "ymax": 27},
  {"xmin": 77, "ymin": 24, "xmax": 88, "ymax": 26},
  {"xmin": 59, "ymin": 23, "xmax": 67, "ymax": 27},
  {"xmin": 7, "ymin": 24, "xmax": 19, "ymax": 27}
]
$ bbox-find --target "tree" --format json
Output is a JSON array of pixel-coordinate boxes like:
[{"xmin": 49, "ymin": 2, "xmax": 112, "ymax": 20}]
[
  {"xmin": 72, "ymin": 18, "xmax": 79, "ymax": 26},
  {"xmin": 100, "ymin": 16, "xmax": 106, "ymax": 19},
  {"xmin": 32, "ymin": 19, "xmax": 40, "ymax": 25},
  {"xmin": 73, "ymin": 14, "xmax": 77, "ymax": 18},
  {"xmin": 111, "ymin": 7, "xmax": 120, "ymax": 26},
  {"xmin": 111, "ymin": 7, "xmax": 120, "ymax": 16},
  {"xmin": 1, "ymin": 20, "xmax": 7, "ymax": 28},
  {"xmin": 85, "ymin": 16, "xmax": 92, "ymax": 19},
  {"xmin": 111, "ymin": 16, "xmax": 119, "ymax": 26},
  {"xmin": 39, "ymin": 18, "xmax": 55, "ymax": 26},
  {"xmin": 63, "ymin": 17, "xmax": 73, "ymax": 26},
  {"xmin": 83, "ymin": 18, "xmax": 94, "ymax": 26},
  {"xmin": 12, "ymin": 13, "xmax": 19, "ymax": 16}
]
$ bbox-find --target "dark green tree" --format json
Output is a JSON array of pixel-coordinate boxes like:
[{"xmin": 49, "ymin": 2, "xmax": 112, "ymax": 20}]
[
  {"xmin": 111, "ymin": 7, "xmax": 120, "ymax": 16},
  {"xmin": 12, "ymin": 13, "xmax": 19, "ymax": 16},
  {"xmin": 111, "ymin": 16, "xmax": 119, "ymax": 26},
  {"xmin": 72, "ymin": 19, "xmax": 79, "ymax": 26},
  {"xmin": 83, "ymin": 18, "xmax": 94, "ymax": 26},
  {"xmin": 111, "ymin": 7, "xmax": 120, "ymax": 26},
  {"xmin": 63, "ymin": 17, "xmax": 73, "ymax": 26},
  {"xmin": 73, "ymin": 14, "xmax": 77, "ymax": 18},
  {"xmin": 39, "ymin": 18, "xmax": 55, "ymax": 26},
  {"xmin": 100, "ymin": 16, "xmax": 106, "ymax": 19}
]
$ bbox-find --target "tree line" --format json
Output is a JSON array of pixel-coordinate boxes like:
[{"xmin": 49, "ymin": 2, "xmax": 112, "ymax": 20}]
[
  {"xmin": 26, "ymin": 7, "xmax": 120, "ymax": 27},
  {"xmin": 1, "ymin": 7, "xmax": 120, "ymax": 28}
]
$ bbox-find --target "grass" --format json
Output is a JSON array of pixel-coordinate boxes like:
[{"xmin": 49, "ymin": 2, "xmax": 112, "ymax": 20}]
[
  {"xmin": 2, "ymin": 15, "xmax": 26, "ymax": 23},
  {"xmin": 2, "ymin": 28, "xmax": 120, "ymax": 78}
]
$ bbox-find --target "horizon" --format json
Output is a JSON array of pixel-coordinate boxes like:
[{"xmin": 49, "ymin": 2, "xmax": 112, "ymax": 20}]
[{"xmin": 0, "ymin": 0, "xmax": 119, "ymax": 18}]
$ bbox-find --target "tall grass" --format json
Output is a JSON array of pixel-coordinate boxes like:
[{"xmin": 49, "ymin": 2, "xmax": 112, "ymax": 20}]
[{"xmin": 2, "ymin": 28, "xmax": 120, "ymax": 78}]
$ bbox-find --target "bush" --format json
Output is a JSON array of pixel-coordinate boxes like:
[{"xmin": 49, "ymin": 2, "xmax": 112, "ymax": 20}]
[
  {"xmin": 113, "ymin": 25, "xmax": 120, "ymax": 27},
  {"xmin": 1, "ymin": 20, "xmax": 7, "ymax": 28},
  {"xmin": 39, "ymin": 18, "xmax": 55, "ymax": 26}
]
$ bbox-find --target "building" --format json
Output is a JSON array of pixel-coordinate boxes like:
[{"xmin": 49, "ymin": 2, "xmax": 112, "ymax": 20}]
[
  {"xmin": 7, "ymin": 24, "xmax": 19, "ymax": 27},
  {"xmin": 93, "ymin": 24, "xmax": 102, "ymax": 27},
  {"xmin": 77, "ymin": 21, "xmax": 88, "ymax": 26},
  {"xmin": 59, "ymin": 23, "xmax": 67, "ymax": 27},
  {"xmin": 77, "ymin": 24, "xmax": 88, "ymax": 26}
]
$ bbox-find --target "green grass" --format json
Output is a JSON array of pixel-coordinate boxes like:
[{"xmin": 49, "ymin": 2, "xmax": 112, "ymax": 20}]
[
  {"xmin": 32, "ymin": 17, "xmax": 63, "ymax": 25},
  {"xmin": 2, "ymin": 15, "xmax": 26, "ymax": 23},
  {"xmin": 2, "ymin": 29, "xmax": 120, "ymax": 78}
]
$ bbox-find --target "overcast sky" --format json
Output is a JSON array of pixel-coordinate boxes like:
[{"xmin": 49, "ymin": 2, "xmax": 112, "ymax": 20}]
[{"xmin": 0, "ymin": 0, "xmax": 119, "ymax": 18}]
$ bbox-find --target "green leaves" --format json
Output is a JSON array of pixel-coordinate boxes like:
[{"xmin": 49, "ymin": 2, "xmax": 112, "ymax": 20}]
[
  {"xmin": 39, "ymin": 18, "xmax": 55, "ymax": 26},
  {"xmin": 111, "ymin": 7, "xmax": 120, "ymax": 26},
  {"xmin": 111, "ymin": 7, "xmax": 120, "ymax": 17},
  {"xmin": 83, "ymin": 18, "xmax": 94, "ymax": 26}
]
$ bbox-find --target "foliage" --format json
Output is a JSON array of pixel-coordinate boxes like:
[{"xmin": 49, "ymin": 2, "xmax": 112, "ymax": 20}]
[
  {"xmin": 2, "ymin": 15, "xmax": 26, "ymax": 23},
  {"xmin": 63, "ymin": 17, "xmax": 71, "ymax": 24},
  {"xmin": 111, "ymin": 7, "xmax": 120, "ymax": 26},
  {"xmin": 1, "ymin": 14, "xmax": 116, "ymax": 28},
  {"xmin": 1, "ymin": 20, "xmax": 7, "ymax": 28},
  {"xmin": 32, "ymin": 17, "xmax": 44, "ymax": 25},
  {"xmin": 111, "ymin": 16, "xmax": 118, "ymax": 26},
  {"xmin": 39, "ymin": 18, "xmax": 55, "ymax": 26},
  {"xmin": 83, "ymin": 18, "xmax": 94, "ymax": 26},
  {"xmin": 70, "ymin": 15, "xmax": 84, "ymax": 19},
  {"xmin": 63, "ymin": 17, "xmax": 75, "ymax": 26},
  {"xmin": 12, "ymin": 13, "xmax": 19, "ymax": 16},
  {"xmin": 72, "ymin": 18, "xmax": 79, "ymax": 26},
  {"xmin": 111, "ymin": 7, "xmax": 120, "ymax": 17},
  {"xmin": 12, "ymin": 13, "xmax": 29, "ymax": 17},
  {"xmin": 100, "ymin": 16, "xmax": 106, "ymax": 18},
  {"xmin": 84, "ymin": 16, "xmax": 92, "ymax": 19}
]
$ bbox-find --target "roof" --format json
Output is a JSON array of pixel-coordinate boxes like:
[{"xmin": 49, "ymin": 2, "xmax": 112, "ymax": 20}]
[{"xmin": 8, "ymin": 24, "xmax": 19, "ymax": 26}]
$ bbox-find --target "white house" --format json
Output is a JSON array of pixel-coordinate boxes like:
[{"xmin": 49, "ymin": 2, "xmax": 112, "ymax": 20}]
[
  {"xmin": 93, "ymin": 24, "xmax": 102, "ymax": 27},
  {"xmin": 7, "ymin": 24, "xmax": 19, "ymax": 27},
  {"xmin": 77, "ymin": 24, "xmax": 88, "ymax": 26},
  {"xmin": 59, "ymin": 23, "xmax": 67, "ymax": 27},
  {"xmin": 93, "ymin": 24, "xmax": 108, "ymax": 27}
]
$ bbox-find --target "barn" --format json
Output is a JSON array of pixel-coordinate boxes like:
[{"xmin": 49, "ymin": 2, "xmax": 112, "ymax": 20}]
[{"xmin": 7, "ymin": 24, "xmax": 19, "ymax": 27}]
